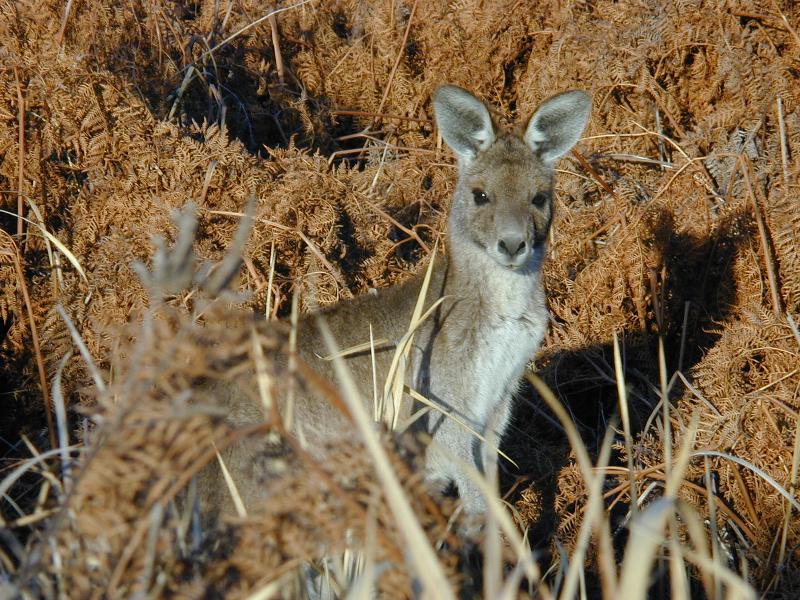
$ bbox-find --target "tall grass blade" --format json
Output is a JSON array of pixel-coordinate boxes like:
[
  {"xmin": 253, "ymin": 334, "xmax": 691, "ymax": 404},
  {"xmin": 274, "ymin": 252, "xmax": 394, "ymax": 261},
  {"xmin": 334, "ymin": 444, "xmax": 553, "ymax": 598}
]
[{"xmin": 316, "ymin": 315, "xmax": 456, "ymax": 599}]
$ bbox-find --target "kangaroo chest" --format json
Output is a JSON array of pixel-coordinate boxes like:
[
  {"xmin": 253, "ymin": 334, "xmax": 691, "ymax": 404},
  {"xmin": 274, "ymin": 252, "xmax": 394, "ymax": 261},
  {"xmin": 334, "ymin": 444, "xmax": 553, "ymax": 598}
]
[
  {"xmin": 466, "ymin": 296, "xmax": 547, "ymax": 422},
  {"xmin": 414, "ymin": 269, "xmax": 548, "ymax": 427}
]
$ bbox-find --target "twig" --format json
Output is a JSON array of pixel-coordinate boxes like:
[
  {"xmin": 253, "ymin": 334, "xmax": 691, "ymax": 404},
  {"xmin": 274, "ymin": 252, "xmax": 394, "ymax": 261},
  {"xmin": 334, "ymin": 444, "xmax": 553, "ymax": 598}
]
[
  {"xmin": 578, "ymin": 213, "xmax": 623, "ymax": 247},
  {"xmin": 654, "ymin": 105, "xmax": 666, "ymax": 162},
  {"xmin": 0, "ymin": 207, "xmax": 88, "ymax": 283},
  {"xmin": 605, "ymin": 152, "xmax": 674, "ymax": 169},
  {"xmin": 374, "ymin": 0, "xmax": 419, "ymax": 123},
  {"xmin": 198, "ymin": 160, "xmax": 218, "ymax": 205},
  {"xmin": 317, "ymin": 315, "xmax": 457, "ymax": 598},
  {"xmin": 55, "ymin": 0, "xmax": 74, "ymax": 46},
  {"xmin": 676, "ymin": 371, "xmax": 721, "ymax": 416},
  {"xmin": 776, "ymin": 96, "xmax": 790, "ymax": 194},
  {"xmin": 326, "ymin": 33, "xmax": 370, "ymax": 78},
  {"xmin": 24, "ymin": 197, "xmax": 63, "ymax": 292},
  {"xmin": 658, "ymin": 337, "xmax": 671, "ymax": 477},
  {"xmin": 358, "ymin": 193, "xmax": 431, "ymax": 254},
  {"xmin": 765, "ymin": 396, "xmax": 799, "ymax": 421},
  {"xmin": 731, "ymin": 463, "xmax": 760, "ymax": 529},
  {"xmin": 702, "ymin": 457, "xmax": 723, "ymax": 600},
  {"xmin": 168, "ymin": 0, "xmax": 314, "ymax": 120},
  {"xmin": 203, "ymin": 208, "xmax": 350, "ymax": 293},
  {"xmin": 332, "ymin": 109, "xmax": 432, "ymax": 124},
  {"xmin": 584, "ymin": 130, "xmax": 690, "ymax": 157},
  {"xmin": 265, "ymin": 240, "xmax": 277, "ymax": 319},
  {"xmin": 198, "ymin": 1, "xmax": 314, "ymax": 72},
  {"xmin": 571, "ymin": 149, "xmax": 619, "ymax": 202},
  {"xmin": 739, "ymin": 154, "xmax": 783, "ymax": 317},
  {"xmin": 774, "ymin": 2, "xmax": 800, "ymax": 49},
  {"xmin": 1, "ymin": 231, "xmax": 56, "ymax": 449},
  {"xmin": 678, "ymin": 301, "xmax": 690, "ymax": 373},
  {"xmin": 788, "ymin": 313, "xmax": 800, "ymax": 349},
  {"xmin": 613, "ymin": 332, "xmax": 637, "ymax": 519},
  {"xmin": 335, "ymin": 129, "xmax": 387, "ymax": 142},
  {"xmin": 693, "ymin": 450, "xmax": 800, "ymax": 512},
  {"xmin": 646, "ymin": 86, "xmax": 686, "ymax": 139},
  {"xmin": 327, "ymin": 144, "xmax": 437, "ymax": 163},
  {"xmin": 52, "ymin": 351, "xmax": 73, "ymax": 487},
  {"xmin": 779, "ymin": 381, "xmax": 800, "ymax": 565},
  {"xmin": 150, "ymin": 3, "xmax": 165, "ymax": 68},
  {"xmin": 268, "ymin": 11, "xmax": 284, "ymax": 85},
  {"xmin": 650, "ymin": 157, "xmax": 704, "ymax": 201},
  {"xmin": 56, "ymin": 303, "xmax": 107, "ymax": 392},
  {"xmin": 5, "ymin": 508, "xmax": 58, "ymax": 528},
  {"xmin": 600, "ymin": 465, "xmax": 756, "ymax": 541},
  {"xmin": 12, "ymin": 66, "xmax": 25, "ymax": 240},
  {"xmin": 201, "ymin": 198, "xmax": 256, "ymax": 295},
  {"xmin": 730, "ymin": 11, "xmax": 775, "ymax": 23},
  {"xmin": 154, "ymin": 4, "xmax": 188, "ymax": 65}
]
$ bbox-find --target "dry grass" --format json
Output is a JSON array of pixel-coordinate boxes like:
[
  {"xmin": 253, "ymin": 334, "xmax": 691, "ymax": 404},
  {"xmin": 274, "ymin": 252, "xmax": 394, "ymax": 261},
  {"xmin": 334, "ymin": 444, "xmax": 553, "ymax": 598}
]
[{"xmin": 1, "ymin": 0, "xmax": 799, "ymax": 597}]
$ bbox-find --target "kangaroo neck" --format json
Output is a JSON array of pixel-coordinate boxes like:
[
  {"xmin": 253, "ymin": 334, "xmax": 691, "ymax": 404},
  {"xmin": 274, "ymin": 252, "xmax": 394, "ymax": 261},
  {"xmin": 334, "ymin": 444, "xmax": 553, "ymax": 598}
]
[{"xmin": 440, "ymin": 229, "xmax": 541, "ymax": 310}]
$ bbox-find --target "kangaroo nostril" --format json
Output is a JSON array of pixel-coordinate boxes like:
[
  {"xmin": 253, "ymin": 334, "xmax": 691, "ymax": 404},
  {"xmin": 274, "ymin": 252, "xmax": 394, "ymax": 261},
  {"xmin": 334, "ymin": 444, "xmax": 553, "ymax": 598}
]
[{"xmin": 498, "ymin": 238, "xmax": 526, "ymax": 258}]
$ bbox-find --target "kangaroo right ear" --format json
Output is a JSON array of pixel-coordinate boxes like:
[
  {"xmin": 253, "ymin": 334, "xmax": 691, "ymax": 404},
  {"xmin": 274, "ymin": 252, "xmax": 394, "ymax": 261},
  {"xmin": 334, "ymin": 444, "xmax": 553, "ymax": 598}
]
[
  {"xmin": 524, "ymin": 90, "xmax": 591, "ymax": 164},
  {"xmin": 433, "ymin": 85, "xmax": 495, "ymax": 164}
]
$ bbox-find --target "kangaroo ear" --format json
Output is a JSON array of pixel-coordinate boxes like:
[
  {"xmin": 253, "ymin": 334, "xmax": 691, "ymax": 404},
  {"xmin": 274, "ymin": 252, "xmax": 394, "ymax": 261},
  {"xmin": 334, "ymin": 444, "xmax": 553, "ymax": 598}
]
[
  {"xmin": 524, "ymin": 91, "xmax": 591, "ymax": 164},
  {"xmin": 433, "ymin": 85, "xmax": 495, "ymax": 164}
]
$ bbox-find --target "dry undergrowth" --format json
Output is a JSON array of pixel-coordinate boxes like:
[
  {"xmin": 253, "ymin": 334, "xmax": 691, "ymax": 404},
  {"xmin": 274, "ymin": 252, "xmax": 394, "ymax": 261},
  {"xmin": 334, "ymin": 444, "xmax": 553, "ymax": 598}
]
[{"xmin": 1, "ymin": 0, "xmax": 799, "ymax": 597}]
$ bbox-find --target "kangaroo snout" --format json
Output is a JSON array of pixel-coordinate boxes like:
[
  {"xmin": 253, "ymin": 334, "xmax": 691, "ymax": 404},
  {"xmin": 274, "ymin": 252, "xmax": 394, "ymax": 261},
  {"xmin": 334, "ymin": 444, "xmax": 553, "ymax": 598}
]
[
  {"xmin": 494, "ymin": 212, "xmax": 533, "ymax": 266},
  {"xmin": 496, "ymin": 233, "xmax": 530, "ymax": 267},
  {"xmin": 497, "ymin": 236, "xmax": 526, "ymax": 258}
]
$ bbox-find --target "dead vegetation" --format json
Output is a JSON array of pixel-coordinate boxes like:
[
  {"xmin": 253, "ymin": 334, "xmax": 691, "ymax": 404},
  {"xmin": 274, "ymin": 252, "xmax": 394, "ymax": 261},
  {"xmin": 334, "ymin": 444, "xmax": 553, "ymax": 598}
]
[{"xmin": 1, "ymin": 0, "xmax": 799, "ymax": 597}]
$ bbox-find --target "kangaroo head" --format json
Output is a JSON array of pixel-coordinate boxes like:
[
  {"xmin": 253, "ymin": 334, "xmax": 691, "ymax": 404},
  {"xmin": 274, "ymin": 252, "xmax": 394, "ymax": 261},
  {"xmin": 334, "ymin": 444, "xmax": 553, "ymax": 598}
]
[{"xmin": 433, "ymin": 85, "xmax": 591, "ymax": 271}]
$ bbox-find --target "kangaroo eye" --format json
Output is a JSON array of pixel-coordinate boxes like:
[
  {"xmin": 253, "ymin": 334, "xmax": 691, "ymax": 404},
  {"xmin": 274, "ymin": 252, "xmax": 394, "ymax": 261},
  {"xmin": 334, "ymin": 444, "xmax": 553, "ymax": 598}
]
[
  {"xmin": 472, "ymin": 188, "xmax": 489, "ymax": 205},
  {"xmin": 531, "ymin": 192, "xmax": 548, "ymax": 207}
]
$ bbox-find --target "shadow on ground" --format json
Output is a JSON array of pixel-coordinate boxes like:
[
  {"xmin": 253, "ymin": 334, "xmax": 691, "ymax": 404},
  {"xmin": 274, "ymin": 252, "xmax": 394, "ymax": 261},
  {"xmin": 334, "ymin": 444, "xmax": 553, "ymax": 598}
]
[{"xmin": 498, "ymin": 203, "xmax": 755, "ymax": 579}]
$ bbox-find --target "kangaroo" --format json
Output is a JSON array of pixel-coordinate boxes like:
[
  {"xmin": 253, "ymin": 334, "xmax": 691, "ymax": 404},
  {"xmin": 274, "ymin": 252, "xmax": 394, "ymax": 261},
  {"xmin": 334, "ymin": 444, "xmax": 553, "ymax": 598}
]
[{"xmin": 200, "ymin": 85, "xmax": 591, "ymax": 528}]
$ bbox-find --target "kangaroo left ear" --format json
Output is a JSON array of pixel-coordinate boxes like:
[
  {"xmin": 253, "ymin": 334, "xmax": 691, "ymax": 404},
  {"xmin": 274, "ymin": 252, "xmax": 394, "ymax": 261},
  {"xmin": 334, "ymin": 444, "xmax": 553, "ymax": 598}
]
[{"xmin": 524, "ymin": 91, "xmax": 591, "ymax": 164}]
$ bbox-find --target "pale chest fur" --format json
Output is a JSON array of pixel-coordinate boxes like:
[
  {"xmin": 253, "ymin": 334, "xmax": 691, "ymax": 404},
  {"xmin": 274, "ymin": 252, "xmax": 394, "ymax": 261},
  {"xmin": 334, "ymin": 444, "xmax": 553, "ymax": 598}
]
[
  {"xmin": 414, "ymin": 260, "xmax": 549, "ymax": 429},
  {"xmin": 465, "ymin": 269, "xmax": 547, "ymax": 424}
]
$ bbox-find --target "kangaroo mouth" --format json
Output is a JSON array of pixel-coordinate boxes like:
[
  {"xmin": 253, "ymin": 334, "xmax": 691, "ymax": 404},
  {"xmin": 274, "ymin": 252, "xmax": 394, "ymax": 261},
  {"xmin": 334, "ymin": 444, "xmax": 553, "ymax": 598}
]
[
  {"xmin": 471, "ymin": 237, "xmax": 542, "ymax": 271},
  {"xmin": 493, "ymin": 241, "xmax": 545, "ymax": 271},
  {"xmin": 502, "ymin": 260, "xmax": 528, "ymax": 271},
  {"xmin": 493, "ymin": 252, "xmax": 530, "ymax": 270}
]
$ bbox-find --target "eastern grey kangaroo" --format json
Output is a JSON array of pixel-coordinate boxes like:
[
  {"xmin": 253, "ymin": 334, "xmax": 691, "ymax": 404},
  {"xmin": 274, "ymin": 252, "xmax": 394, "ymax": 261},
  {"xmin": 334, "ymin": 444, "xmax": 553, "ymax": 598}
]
[{"xmin": 201, "ymin": 85, "xmax": 591, "ymax": 527}]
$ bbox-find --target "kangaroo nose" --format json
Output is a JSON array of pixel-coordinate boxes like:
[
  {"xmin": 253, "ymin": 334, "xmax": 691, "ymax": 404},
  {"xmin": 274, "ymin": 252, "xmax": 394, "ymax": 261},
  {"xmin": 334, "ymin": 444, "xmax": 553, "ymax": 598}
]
[{"xmin": 497, "ymin": 237, "xmax": 526, "ymax": 258}]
